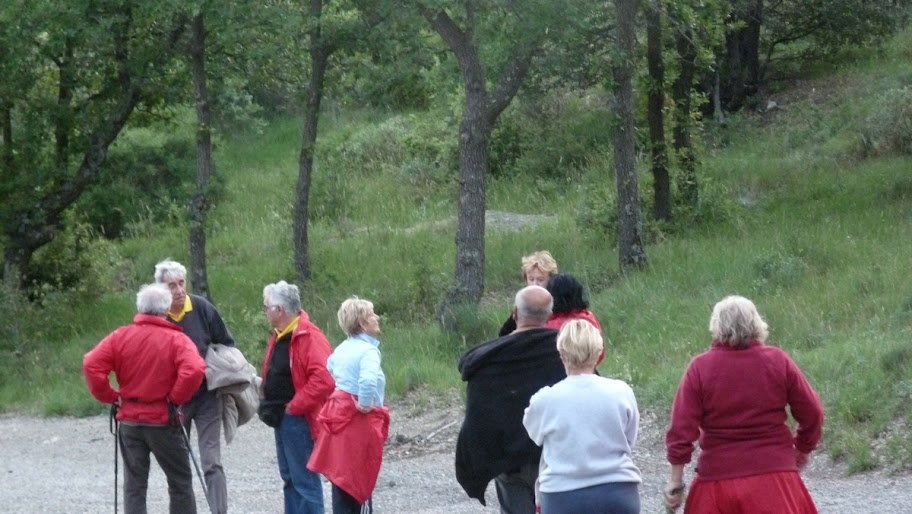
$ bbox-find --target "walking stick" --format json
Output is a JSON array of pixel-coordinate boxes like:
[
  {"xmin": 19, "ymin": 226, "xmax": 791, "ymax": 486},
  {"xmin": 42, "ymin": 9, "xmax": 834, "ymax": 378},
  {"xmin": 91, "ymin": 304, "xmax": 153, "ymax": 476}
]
[
  {"xmin": 109, "ymin": 403, "xmax": 119, "ymax": 514},
  {"xmin": 172, "ymin": 403, "xmax": 213, "ymax": 513}
]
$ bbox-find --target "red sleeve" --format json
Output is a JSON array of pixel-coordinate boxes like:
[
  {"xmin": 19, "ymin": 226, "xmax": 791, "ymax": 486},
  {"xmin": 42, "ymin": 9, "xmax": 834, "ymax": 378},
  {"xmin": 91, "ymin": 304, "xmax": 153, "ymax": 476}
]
[
  {"xmin": 168, "ymin": 334, "xmax": 207, "ymax": 406},
  {"xmin": 287, "ymin": 329, "xmax": 336, "ymax": 416},
  {"xmin": 83, "ymin": 332, "xmax": 120, "ymax": 404},
  {"xmin": 666, "ymin": 359, "xmax": 702, "ymax": 465},
  {"xmin": 785, "ymin": 356, "xmax": 824, "ymax": 453}
]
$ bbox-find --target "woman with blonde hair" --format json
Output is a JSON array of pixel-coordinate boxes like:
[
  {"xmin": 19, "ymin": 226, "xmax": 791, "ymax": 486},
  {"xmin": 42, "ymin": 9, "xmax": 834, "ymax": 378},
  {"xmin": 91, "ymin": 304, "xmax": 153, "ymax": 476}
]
[
  {"xmin": 308, "ymin": 297, "xmax": 389, "ymax": 514},
  {"xmin": 664, "ymin": 295, "xmax": 824, "ymax": 513},
  {"xmin": 499, "ymin": 250, "xmax": 559, "ymax": 336},
  {"xmin": 523, "ymin": 320, "xmax": 641, "ymax": 513}
]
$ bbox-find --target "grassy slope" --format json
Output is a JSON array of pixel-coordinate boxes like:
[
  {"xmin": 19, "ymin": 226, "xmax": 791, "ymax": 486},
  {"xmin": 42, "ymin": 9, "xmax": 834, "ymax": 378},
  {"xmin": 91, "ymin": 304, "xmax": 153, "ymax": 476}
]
[{"xmin": 3, "ymin": 29, "xmax": 911, "ymax": 472}]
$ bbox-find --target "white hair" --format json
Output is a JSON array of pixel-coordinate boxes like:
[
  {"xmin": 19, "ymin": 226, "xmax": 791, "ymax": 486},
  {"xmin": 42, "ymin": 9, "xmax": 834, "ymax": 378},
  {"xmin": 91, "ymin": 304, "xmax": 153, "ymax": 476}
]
[
  {"xmin": 709, "ymin": 295, "xmax": 769, "ymax": 347},
  {"xmin": 263, "ymin": 281, "xmax": 301, "ymax": 313},
  {"xmin": 136, "ymin": 283, "xmax": 172, "ymax": 316},
  {"xmin": 154, "ymin": 259, "xmax": 186, "ymax": 283}
]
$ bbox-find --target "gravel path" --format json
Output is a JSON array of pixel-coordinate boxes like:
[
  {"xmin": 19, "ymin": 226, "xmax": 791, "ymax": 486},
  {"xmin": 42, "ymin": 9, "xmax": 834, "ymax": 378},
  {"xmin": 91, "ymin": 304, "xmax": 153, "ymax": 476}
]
[{"xmin": 1, "ymin": 406, "xmax": 910, "ymax": 513}]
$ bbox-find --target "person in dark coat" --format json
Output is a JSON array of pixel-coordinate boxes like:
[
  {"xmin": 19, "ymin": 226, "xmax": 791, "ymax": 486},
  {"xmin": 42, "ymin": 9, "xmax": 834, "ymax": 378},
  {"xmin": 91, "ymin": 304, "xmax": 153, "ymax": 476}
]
[
  {"xmin": 456, "ymin": 285, "xmax": 566, "ymax": 513},
  {"xmin": 154, "ymin": 259, "xmax": 236, "ymax": 514}
]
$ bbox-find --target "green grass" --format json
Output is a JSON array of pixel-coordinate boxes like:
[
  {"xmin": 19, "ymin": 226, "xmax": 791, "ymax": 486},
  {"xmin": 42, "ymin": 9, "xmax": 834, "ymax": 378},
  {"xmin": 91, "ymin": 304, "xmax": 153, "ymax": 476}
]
[{"xmin": 2, "ymin": 25, "xmax": 912, "ymax": 472}]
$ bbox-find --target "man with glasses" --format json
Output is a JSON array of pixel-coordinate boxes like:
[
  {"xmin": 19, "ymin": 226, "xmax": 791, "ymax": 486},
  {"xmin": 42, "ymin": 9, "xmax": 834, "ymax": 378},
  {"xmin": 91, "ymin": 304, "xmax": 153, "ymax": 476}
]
[{"xmin": 259, "ymin": 280, "xmax": 335, "ymax": 514}]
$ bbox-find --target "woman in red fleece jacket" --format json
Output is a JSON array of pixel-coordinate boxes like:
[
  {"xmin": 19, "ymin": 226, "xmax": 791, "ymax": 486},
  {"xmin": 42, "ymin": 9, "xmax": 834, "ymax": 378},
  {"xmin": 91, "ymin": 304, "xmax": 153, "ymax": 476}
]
[
  {"xmin": 664, "ymin": 295, "xmax": 824, "ymax": 514},
  {"xmin": 545, "ymin": 273, "xmax": 604, "ymax": 364}
]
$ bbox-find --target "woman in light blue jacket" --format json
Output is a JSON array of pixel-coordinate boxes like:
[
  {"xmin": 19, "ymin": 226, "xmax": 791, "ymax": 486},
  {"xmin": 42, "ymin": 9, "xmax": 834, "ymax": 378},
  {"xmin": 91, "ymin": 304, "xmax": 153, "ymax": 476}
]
[{"xmin": 310, "ymin": 296, "xmax": 388, "ymax": 514}]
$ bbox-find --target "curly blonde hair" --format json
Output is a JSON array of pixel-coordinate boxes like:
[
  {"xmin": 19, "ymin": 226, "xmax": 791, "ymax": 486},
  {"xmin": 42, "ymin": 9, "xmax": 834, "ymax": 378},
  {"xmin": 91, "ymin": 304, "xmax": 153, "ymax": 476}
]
[{"xmin": 521, "ymin": 251, "xmax": 558, "ymax": 281}]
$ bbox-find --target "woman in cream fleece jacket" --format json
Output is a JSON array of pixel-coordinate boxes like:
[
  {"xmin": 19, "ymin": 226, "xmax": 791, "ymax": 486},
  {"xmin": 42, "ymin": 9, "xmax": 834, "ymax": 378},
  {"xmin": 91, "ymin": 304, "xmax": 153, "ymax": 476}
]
[{"xmin": 523, "ymin": 320, "xmax": 641, "ymax": 514}]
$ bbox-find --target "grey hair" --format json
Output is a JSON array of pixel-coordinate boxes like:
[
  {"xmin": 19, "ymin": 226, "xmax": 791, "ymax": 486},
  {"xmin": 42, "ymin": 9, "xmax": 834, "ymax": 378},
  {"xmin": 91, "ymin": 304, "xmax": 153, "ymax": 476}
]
[
  {"xmin": 557, "ymin": 319, "xmax": 603, "ymax": 369},
  {"xmin": 515, "ymin": 285, "xmax": 553, "ymax": 323},
  {"xmin": 263, "ymin": 281, "xmax": 301, "ymax": 314},
  {"xmin": 154, "ymin": 259, "xmax": 186, "ymax": 283},
  {"xmin": 136, "ymin": 283, "xmax": 173, "ymax": 316},
  {"xmin": 709, "ymin": 295, "xmax": 769, "ymax": 348},
  {"xmin": 337, "ymin": 296, "xmax": 374, "ymax": 336}
]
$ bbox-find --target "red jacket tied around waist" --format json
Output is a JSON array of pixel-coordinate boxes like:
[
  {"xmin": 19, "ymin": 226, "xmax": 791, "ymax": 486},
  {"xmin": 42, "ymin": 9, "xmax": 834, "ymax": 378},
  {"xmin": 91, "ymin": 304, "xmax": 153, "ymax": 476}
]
[{"xmin": 308, "ymin": 389, "xmax": 390, "ymax": 503}]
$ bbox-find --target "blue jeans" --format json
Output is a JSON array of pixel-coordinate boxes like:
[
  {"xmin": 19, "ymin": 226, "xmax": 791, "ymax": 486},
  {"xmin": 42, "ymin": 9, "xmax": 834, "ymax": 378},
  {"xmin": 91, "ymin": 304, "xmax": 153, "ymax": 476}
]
[
  {"xmin": 540, "ymin": 482, "xmax": 640, "ymax": 514},
  {"xmin": 275, "ymin": 414, "xmax": 324, "ymax": 514}
]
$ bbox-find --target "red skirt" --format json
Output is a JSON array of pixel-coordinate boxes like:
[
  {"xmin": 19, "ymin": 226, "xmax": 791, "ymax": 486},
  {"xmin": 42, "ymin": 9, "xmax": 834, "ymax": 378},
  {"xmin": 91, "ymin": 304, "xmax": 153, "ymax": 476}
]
[{"xmin": 684, "ymin": 471, "xmax": 817, "ymax": 514}]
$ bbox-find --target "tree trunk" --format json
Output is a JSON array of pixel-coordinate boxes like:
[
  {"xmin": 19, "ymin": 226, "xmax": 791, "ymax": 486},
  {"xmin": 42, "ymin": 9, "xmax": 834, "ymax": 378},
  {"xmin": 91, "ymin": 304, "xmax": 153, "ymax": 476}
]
[
  {"xmin": 189, "ymin": 13, "xmax": 212, "ymax": 301},
  {"xmin": 712, "ymin": 68, "xmax": 725, "ymax": 125},
  {"xmin": 1, "ymin": 99, "xmax": 11, "ymax": 175},
  {"xmin": 613, "ymin": 0, "xmax": 647, "ymax": 272},
  {"xmin": 54, "ymin": 39, "xmax": 74, "ymax": 172},
  {"xmin": 721, "ymin": 0, "xmax": 763, "ymax": 110},
  {"xmin": 672, "ymin": 27, "xmax": 699, "ymax": 214},
  {"xmin": 646, "ymin": 0, "xmax": 670, "ymax": 221},
  {"xmin": 444, "ymin": 90, "xmax": 490, "ymax": 310},
  {"xmin": 294, "ymin": 0, "xmax": 331, "ymax": 283},
  {"xmin": 420, "ymin": 5, "xmax": 537, "ymax": 322}
]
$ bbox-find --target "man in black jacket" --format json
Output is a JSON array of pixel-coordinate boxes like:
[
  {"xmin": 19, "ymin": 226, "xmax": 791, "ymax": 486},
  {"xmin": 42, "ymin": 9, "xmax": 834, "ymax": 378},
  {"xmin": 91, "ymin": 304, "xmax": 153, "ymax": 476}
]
[
  {"xmin": 455, "ymin": 285, "xmax": 566, "ymax": 513},
  {"xmin": 155, "ymin": 259, "xmax": 236, "ymax": 514}
]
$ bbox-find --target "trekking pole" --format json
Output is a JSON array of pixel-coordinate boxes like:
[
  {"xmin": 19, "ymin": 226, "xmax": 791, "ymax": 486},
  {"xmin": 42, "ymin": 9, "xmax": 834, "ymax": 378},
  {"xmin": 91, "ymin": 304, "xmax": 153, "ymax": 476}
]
[
  {"xmin": 172, "ymin": 403, "xmax": 213, "ymax": 513},
  {"xmin": 109, "ymin": 403, "xmax": 119, "ymax": 514}
]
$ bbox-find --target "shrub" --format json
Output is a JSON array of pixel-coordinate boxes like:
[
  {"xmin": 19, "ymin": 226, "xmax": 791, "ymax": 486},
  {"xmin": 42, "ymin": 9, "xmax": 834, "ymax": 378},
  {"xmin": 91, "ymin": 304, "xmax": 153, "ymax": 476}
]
[
  {"xmin": 327, "ymin": 113, "xmax": 457, "ymax": 178},
  {"xmin": 575, "ymin": 157, "xmax": 733, "ymax": 246},
  {"xmin": 497, "ymin": 91, "xmax": 615, "ymax": 180},
  {"xmin": 680, "ymin": 177, "xmax": 740, "ymax": 226},
  {"xmin": 752, "ymin": 251, "xmax": 810, "ymax": 290},
  {"xmin": 860, "ymin": 86, "xmax": 912, "ymax": 157},
  {"xmin": 400, "ymin": 114, "xmax": 458, "ymax": 173},
  {"xmin": 76, "ymin": 135, "xmax": 199, "ymax": 239},
  {"xmin": 27, "ymin": 215, "xmax": 130, "ymax": 295},
  {"xmin": 0, "ymin": 277, "xmax": 36, "ymax": 356},
  {"xmin": 311, "ymin": 167, "xmax": 353, "ymax": 222}
]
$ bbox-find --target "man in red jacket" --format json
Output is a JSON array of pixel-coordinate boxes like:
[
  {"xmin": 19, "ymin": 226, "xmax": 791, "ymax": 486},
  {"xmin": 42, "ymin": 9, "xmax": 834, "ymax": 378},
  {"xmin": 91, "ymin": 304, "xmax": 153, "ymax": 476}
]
[
  {"xmin": 83, "ymin": 283, "xmax": 206, "ymax": 514},
  {"xmin": 259, "ymin": 280, "xmax": 335, "ymax": 514}
]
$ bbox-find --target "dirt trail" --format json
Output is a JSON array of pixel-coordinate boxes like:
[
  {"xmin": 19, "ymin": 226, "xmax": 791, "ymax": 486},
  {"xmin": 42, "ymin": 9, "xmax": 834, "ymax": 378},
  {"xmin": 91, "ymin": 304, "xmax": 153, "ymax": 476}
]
[{"xmin": 1, "ymin": 406, "xmax": 910, "ymax": 513}]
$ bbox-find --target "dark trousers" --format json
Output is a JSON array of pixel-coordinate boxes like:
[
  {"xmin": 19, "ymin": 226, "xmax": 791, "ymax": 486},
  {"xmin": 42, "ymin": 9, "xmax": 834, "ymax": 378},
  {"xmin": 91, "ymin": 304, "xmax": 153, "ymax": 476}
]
[
  {"xmin": 119, "ymin": 423, "xmax": 196, "ymax": 514},
  {"xmin": 494, "ymin": 460, "xmax": 538, "ymax": 514},
  {"xmin": 332, "ymin": 483, "xmax": 373, "ymax": 514}
]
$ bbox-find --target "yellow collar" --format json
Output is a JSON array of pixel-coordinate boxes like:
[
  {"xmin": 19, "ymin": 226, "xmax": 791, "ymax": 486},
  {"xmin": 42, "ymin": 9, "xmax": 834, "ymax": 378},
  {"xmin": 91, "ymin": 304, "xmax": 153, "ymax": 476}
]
[
  {"xmin": 168, "ymin": 296, "xmax": 193, "ymax": 322},
  {"xmin": 275, "ymin": 315, "xmax": 300, "ymax": 339}
]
